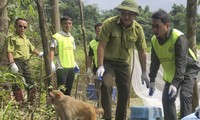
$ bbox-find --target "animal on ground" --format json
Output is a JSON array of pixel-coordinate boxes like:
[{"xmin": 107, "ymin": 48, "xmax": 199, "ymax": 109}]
[{"xmin": 48, "ymin": 90, "xmax": 104, "ymax": 120}]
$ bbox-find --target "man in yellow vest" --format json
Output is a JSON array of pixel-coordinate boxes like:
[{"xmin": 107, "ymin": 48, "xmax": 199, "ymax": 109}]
[
  {"xmin": 149, "ymin": 10, "xmax": 200, "ymax": 119},
  {"xmin": 87, "ymin": 23, "xmax": 102, "ymax": 75},
  {"xmin": 86, "ymin": 23, "xmax": 102, "ymax": 106},
  {"xmin": 96, "ymin": 0, "xmax": 150, "ymax": 119},
  {"xmin": 50, "ymin": 16, "xmax": 79, "ymax": 96}
]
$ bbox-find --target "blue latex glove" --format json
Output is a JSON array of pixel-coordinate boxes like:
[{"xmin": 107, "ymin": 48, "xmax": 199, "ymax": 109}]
[
  {"xmin": 75, "ymin": 63, "xmax": 80, "ymax": 73},
  {"xmin": 149, "ymin": 82, "xmax": 155, "ymax": 96},
  {"xmin": 98, "ymin": 76, "xmax": 102, "ymax": 81}
]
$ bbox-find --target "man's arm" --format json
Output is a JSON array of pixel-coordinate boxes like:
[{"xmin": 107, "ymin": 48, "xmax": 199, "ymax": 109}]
[
  {"xmin": 171, "ymin": 36, "xmax": 188, "ymax": 88},
  {"xmin": 49, "ymin": 38, "xmax": 57, "ymax": 61},
  {"xmin": 149, "ymin": 47, "xmax": 160, "ymax": 82},
  {"xmin": 33, "ymin": 49, "xmax": 40, "ymax": 56},
  {"xmin": 87, "ymin": 46, "xmax": 94, "ymax": 68},
  {"xmin": 8, "ymin": 52, "xmax": 14, "ymax": 63},
  {"xmin": 97, "ymin": 41, "xmax": 107, "ymax": 67},
  {"xmin": 50, "ymin": 48, "xmax": 55, "ymax": 61},
  {"xmin": 138, "ymin": 49, "xmax": 147, "ymax": 72}
]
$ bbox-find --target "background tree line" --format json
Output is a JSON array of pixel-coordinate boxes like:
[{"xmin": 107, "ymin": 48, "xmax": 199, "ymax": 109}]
[{"xmin": 1, "ymin": 0, "xmax": 200, "ymax": 50}]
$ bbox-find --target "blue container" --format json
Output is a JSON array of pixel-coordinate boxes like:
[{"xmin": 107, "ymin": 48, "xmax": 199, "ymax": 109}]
[
  {"xmin": 87, "ymin": 84, "xmax": 118, "ymax": 101},
  {"xmin": 130, "ymin": 106, "xmax": 162, "ymax": 120},
  {"xmin": 86, "ymin": 84, "xmax": 98, "ymax": 100},
  {"xmin": 112, "ymin": 87, "xmax": 117, "ymax": 102}
]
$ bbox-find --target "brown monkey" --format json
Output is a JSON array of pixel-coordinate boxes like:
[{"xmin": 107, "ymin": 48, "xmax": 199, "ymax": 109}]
[{"xmin": 48, "ymin": 90, "xmax": 104, "ymax": 120}]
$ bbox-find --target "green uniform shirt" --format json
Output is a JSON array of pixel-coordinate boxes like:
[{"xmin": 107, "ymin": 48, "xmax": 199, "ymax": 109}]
[
  {"xmin": 7, "ymin": 34, "xmax": 35, "ymax": 60},
  {"xmin": 99, "ymin": 16, "xmax": 147, "ymax": 62}
]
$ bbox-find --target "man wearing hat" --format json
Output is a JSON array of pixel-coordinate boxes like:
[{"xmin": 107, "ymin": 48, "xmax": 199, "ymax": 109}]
[{"xmin": 96, "ymin": 0, "xmax": 149, "ymax": 119}]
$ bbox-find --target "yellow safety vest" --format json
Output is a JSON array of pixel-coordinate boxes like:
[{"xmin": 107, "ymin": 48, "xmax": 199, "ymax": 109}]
[
  {"xmin": 53, "ymin": 33, "xmax": 75, "ymax": 68},
  {"xmin": 151, "ymin": 29, "xmax": 196, "ymax": 83},
  {"xmin": 89, "ymin": 39, "xmax": 99, "ymax": 67}
]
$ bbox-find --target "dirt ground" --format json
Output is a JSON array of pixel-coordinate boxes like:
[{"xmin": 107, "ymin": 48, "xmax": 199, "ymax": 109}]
[
  {"xmin": 73, "ymin": 75, "xmax": 144, "ymax": 120},
  {"xmin": 92, "ymin": 96, "xmax": 144, "ymax": 120}
]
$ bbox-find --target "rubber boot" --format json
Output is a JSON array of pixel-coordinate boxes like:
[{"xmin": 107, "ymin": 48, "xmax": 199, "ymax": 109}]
[
  {"xmin": 27, "ymin": 87, "xmax": 37, "ymax": 105},
  {"xmin": 13, "ymin": 90, "xmax": 24, "ymax": 103}
]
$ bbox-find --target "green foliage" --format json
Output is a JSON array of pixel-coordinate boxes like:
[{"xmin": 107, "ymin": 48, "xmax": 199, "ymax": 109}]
[
  {"xmin": 137, "ymin": 6, "xmax": 153, "ymax": 42},
  {"xmin": 169, "ymin": 4, "xmax": 187, "ymax": 33},
  {"xmin": 75, "ymin": 46, "xmax": 87, "ymax": 73},
  {"xmin": 1, "ymin": 99, "xmax": 15, "ymax": 120},
  {"xmin": 0, "ymin": 66, "xmax": 25, "ymax": 89}
]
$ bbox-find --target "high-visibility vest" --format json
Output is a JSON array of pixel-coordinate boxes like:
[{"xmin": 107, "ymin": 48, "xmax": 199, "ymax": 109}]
[
  {"xmin": 151, "ymin": 29, "xmax": 196, "ymax": 83},
  {"xmin": 89, "ymin": 39, "xmax": 99, "ymax": 67},
  {"xmin": 53, "ymin": 33, "xmax": 75, "ymax": 68}
]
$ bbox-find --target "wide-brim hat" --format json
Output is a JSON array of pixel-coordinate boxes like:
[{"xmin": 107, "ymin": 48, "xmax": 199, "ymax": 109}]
[{"xmin": 116, "ymin": 0, "xmax": 140, "ymax": 15}]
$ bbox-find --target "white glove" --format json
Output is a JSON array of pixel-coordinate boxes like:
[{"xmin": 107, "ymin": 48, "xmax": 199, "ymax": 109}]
[
  {"xmin": 168, "ymin": 84, "xmax": 177, "ymax": 99},
  {"xmin": 141, "ymin": 71, "xmax": 150, "ymax": 88},
  {"xmin": 149, "ymin": 82, "xmax": 155, "ymax": 96},
  {"xmin": 10, "ymin": 63, "xmax": 19, "ymax": 73},
  {"xmin": 195, "ymin": 106, "xmax": 200, "ymax": 118},
  {"xmin": 96, "ymin": 65, "xmax": 105, "ymax": 77},
  {"xmin": 39, "ymin": 52, "xmax": 44, "ymax": 57},
  {"xmin": 51, "ymin": 61, "xmax": 56, "ymax": 71}
]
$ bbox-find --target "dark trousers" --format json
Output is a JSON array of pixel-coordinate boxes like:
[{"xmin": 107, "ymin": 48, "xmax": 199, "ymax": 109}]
[
  {"xmin": 101, "ymin": 60, "xmax": 130, "ymax": 120},
  {"xmin": 162, "ymin": 68, "xmax": 199, "ymax": 120},
  {"xmin": 12, "ymin": 60, "xmax": 34, "ymax": 91},
  {"xmin": 56, "ymin": 68, "xmax": 75, "ymax": 96}
]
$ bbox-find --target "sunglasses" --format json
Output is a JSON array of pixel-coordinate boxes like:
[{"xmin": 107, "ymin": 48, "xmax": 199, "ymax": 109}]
[{"xmin": 18, "ymin": 25, "xmax": 27, "ymax": 29}]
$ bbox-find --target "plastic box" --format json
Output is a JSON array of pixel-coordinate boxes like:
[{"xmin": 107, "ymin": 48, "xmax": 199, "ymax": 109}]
[
  {"xmin": 130, "ymin": 106, "xmax": 162, "ymax": 120},
  {"xmin": 86, "ymin": 84, "xmax": 117, "ymax": 101},
  {"xmin": 86, "ymin": 84, "xmax": 98, "ymax": 100}
]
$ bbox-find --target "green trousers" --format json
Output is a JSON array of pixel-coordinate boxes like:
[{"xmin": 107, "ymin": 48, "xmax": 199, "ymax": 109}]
[{"xmin": 101, "ymin": 60, "xmax": 131, "ymax": 120}]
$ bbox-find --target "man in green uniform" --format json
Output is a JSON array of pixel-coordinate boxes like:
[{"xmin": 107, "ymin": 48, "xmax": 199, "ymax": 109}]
[
  {"xmin": 7, "ymin": 18, "xmax": 43, "ymax": 104},
  {"xmin": 96, "ymin": 0, "xmax": 149, "ymax": 119},
  {"xmin": 148, "ymin": 10, "xmax": 200, "ymax": 119}
]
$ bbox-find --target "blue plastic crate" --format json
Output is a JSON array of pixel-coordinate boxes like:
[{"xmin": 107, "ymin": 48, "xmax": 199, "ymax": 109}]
[
  {"xmin": 86, "ymin": 84, "xmax": 98, "ymax": 100},
  {"xmin": 86, "ymin": 84, "xmax": 118, "ymax": 101},
  {"xmin": 130, "ymin": 106, "xmax": 162, "ymax": 120}
]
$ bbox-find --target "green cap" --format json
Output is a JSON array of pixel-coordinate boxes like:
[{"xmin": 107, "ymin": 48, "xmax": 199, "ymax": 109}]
[{"xmin": 116, "ymin": 0, "xmax": 140, "ymax": 15}]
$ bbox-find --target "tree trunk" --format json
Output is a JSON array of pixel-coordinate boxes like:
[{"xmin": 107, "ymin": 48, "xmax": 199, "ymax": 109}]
[
  {"xmin": 0, "ymin": 0, "xmax": 8, "ymax": 64},
  {"xmin": 79, "ymin": 0, "xmax": 87, "ymax": 70},
  {"xmin": 50, "ymin": 0, "xmax": 60, "ymax": 33},
  {"xmin": 35, "ymin": 0, "xmax": 53, "ymax": 94},
  {"xmin": 186, "ymin": 0, "xmax": 199, "ymax": 111}
]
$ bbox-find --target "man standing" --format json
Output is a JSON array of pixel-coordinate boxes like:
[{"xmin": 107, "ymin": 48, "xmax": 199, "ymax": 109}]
[
  {"xmin": 148, "ymin": 10, "xmax": 200, "ymax": 119},
  {"xmin": 96, "ymin": 0, "xmax": 149, "ymax": 119},
  {"xmin": 50, "ymin": 16, "xmax": 78, "ymax": 96},
  {"xmin": 7, "ymin": 18, "xmax": 43, "ymax": 104},
  {"xmin": 87, "ymin": 23, "xmax": 102, "ymax": 76},
  {"xmin": 86, "ymin": 23, "xmax": 102, "ymax": 106}
]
